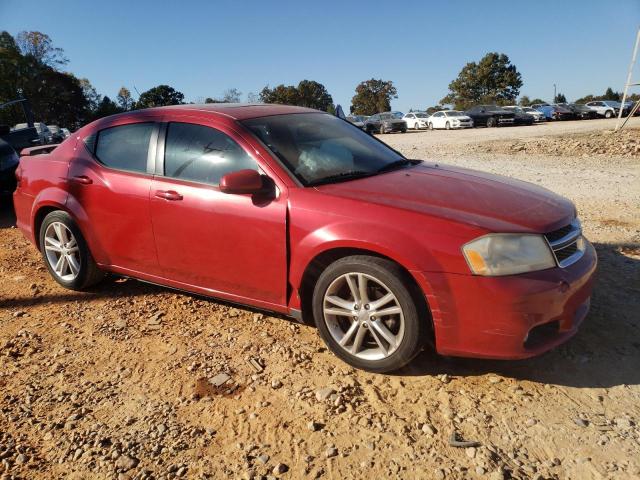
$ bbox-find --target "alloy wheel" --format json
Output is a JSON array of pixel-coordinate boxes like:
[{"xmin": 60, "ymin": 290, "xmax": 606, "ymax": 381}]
[
  {"xmin": 322, "ymin": 272, "xmax": 405, "ymax": 361},
  {"xmin": 44, "ymin": 222, "xmax": 81, "ymax": 281}
]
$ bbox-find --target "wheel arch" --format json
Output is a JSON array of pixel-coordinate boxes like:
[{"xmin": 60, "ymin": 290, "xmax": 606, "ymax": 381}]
[{"xmin": 296, "ymin": 246, "xmax": 434, "ymax": 342}]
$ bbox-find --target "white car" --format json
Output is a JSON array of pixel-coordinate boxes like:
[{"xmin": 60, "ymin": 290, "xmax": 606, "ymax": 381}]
[
  {"xmin": 402, "ymin": 112, "xmax": 430, "ymax": 130},
  {"xmin": 506, "ymin": 106, "xmax": 545, "ymax": 122},
  {"xmin": 428, "ymin": 110, "xmax": 473, "ymax": 130},
  {"xmin": 585, "ymin": 101, "xmax": 618, "ymax": 118}
]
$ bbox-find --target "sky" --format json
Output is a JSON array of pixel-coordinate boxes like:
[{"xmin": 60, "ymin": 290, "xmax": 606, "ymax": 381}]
[{"xmin": 1, "ymin": 0, "xmax": 639, "ymax": 112}]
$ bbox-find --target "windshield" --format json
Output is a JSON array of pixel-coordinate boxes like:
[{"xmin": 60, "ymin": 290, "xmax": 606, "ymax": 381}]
[
  {"xmin": 415, "ymin": 113, "xmax": 428, "ymax": 118},
  {"xmin": 445, "ymin": 111, "xmax": 464, "ymax": 117},
  {"xmin": 242, "ymin": 113, "xmax": 408, "ymax": 186}
]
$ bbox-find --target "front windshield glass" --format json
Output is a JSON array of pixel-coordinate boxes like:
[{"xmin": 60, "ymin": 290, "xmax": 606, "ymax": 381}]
[
  {"xmin": 446, "ymin": 111, "xmax": 464, "ymax": 117},
  {"xmin": 242, "ymin": 113, "xmax": 408, "ymax": 186},
  {"xmin": 415, "ymin": 113, "xmax": 428, "ymax": 118}
]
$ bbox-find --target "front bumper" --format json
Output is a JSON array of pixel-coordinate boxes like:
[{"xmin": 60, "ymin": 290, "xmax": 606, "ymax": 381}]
[
  {"xmin": 416, "ymin": 238, "xmax": 597, "ymax": 359},
  {"xmin": 383, "ymin": 123, "xmax": 406, "ymax": 133}
]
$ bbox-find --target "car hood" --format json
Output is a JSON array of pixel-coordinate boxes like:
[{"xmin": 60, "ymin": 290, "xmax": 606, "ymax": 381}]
[{"xmin": 317, "ymin": 162, "xmax": 574, "ymax": 233}]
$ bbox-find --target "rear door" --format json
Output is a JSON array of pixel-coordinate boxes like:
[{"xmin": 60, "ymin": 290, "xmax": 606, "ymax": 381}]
[
  {"xmin": 149, "ymin": 118, "xmax": 288, "ymax": 309},
  {"xmin": 67, "ymin": 121, "xmax": 159, "ymax": 275}
]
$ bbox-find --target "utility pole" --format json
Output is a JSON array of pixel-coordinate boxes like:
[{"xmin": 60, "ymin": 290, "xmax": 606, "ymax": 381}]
[
  {"xmin": 616, "ymin": 26, "xmax": 640, "ymax": 132},
  {"xmin": 553, "ymin": 84, "xmax": 557, "ymax": 103}
]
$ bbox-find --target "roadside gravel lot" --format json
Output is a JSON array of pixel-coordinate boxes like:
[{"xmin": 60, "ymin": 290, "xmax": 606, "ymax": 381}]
[{"xmin": 1, "ymin": 119, "xmax": 639, "ymax": 480}]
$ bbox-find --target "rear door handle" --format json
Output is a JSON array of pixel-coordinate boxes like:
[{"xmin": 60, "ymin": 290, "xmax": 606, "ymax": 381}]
[
  {"xmin": 155, "ymin": 190, "xmax": 183, "ymax": 201},
  {"xmin": 70, "ymin": 175, "xmax": 92, "ymax": 185}
]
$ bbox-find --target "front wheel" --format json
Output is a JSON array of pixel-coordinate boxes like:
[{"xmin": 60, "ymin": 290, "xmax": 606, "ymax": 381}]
[
  {"xmin": 445, "ymin": 121, "xmax": 450, "ymax": 130},
  {"xmin": 312, "ymin": 256, "xmax": 427, "ymax": 373},
  {"xmin": 486, "ymin": 116, "xmax": 496, "ymax": 127},
  {"xmin": 604, "ymin": 110, "xmax": 613, "ymax": 119},
  {"xmin": 39, "ymin": 211, "xmax": 105, "ymax": 290},
  {"xmin": 428, "ymin": 122, "xmax": 434, "ymax": 130}
]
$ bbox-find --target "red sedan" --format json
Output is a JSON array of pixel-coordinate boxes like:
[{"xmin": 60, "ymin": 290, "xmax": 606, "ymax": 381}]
[{"xmin": 13, "ymin": 104, "xmax": 596, "ymax": 372}]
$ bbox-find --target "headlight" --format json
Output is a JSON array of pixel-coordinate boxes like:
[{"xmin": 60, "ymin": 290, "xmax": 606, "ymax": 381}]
[{"xmin": 462, "ymin": 234, "xmax": 556, "ymax": 276}]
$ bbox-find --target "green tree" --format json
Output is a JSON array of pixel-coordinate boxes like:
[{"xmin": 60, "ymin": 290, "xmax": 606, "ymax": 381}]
[
  {"xmin": 350, "ymin": 79, "xmax": 398, "ymax": 115},
  {"xmin": 15, "ymin": 31, "xmax": 67, "ymax": 67},
  {"xmin": 527, "ymin": 98, "xmax": 546, "ymax": 106},
  {"xmin": 116, "ymin": 87, "xmax": 134, "ymax": 111},
  {"xmin": 260, "ymin": 84, "xmax": 300, "ymax": 105},
  {"xmin": 136, "ymin": 85, "xmax": 184, "ymax": 109},
  {"xmin": 441, "ymin": 52, "xmax": 522, "ymax": 109},
  {"xmin": 518, "ymin": 95, "xmax": 531, "ymax": 106},
  {"xmin": 259, "ymin": 80, "xmax": 334, "ymax": 111},
  {"xmin": 79, "ymin": 78, "xmax": 101, "ymax": 112},
  {"xmin": 90, "ymin": 96, "xmax": 123, "ymax": 120},
  {"xmin": 554, "ymin": 93, "xmax": 567, "ymax": 103},
  {"xmin": 602, "ymin": 87, "xmax": 621, "ymax": 101}
]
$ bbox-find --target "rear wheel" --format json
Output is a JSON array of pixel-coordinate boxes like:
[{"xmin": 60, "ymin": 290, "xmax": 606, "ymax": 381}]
[
  {"xmin": 39, "ymin": 211, "xmax": 105, "ymax": 290},
  {"xmin": 445, "ymin": 121, "xmax": 450, "ymax": 130},
  {"xmin": 312, "ymin": 256, "xmax": 427, "ymax": 373}
]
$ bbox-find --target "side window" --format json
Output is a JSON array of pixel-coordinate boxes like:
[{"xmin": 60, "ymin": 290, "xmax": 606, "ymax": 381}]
[
  {"xmin": 95, "ymin": 123, "xmax": 154, "ymax": 174},
  {"xmin": 164, "ymin": 122, "xmax": 258, "ymax": 186}
]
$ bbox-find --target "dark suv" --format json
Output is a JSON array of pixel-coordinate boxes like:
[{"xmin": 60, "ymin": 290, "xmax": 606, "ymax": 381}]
[
  {"xmin": 464, "ymin": 105, "xmax": 515, "ymax": 127},
  {"xmin": 364, "ymin": 113, "xmax": 407, "ymax": 134}
]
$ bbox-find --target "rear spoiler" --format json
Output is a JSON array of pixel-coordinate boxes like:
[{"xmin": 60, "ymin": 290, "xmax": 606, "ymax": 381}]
[{"xmin": 20, "ymin": 144, "xmax": 58, "ymax": 157}]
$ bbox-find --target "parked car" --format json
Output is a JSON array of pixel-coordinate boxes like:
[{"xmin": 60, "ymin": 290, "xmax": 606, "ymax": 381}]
[
  {"xmin": 427, "ymin": 110, "xmax": 473, "ymax": 130},
  {"xmin": 1, "ymin": 98, "xmax": 39, "ymax": 193},
  {"xmin": 13, "ymin": 104, "xmax": 596, "ymax": 372},
  {"xmin": 0, "ymin": 136, "xmax": 19, "ymax": 194},
  {"xmin": 465, "ymin": 105, "xmax": 515, "ymax": 127},
  {"xmin": 402, "ymin": 112, "xmax": 430, "ymax": 130},
  {"xmin": 501, "ymin": 106, "xmax": 534, "ymax": 125},
  {"xmin": 584, "ymin": 100, "xmax": 619, "ymax": 118},
  {"xmin": 14, "ymin": 122, "xmax": 53, "ymax": 144},
  {"xmin": 532, "ymin": 104, "xmax": 573, "ymax": 121},
  {"xmin": 558, "ymin": 103, "xmax": 598, "ymax": 120},
  {"xmin": 61, "ymin": 128, "xmax": 71, "ymax": 139},
  {"xmin": 47, "ymin": 125, "xmax": 66, "ymax": 143},
  {"xmin": 364, "ymin": 112, "xmax": 407, "ymax": 134},
  {"xmin": 520, "ymin": 107, "xmax": 546, "ymax": 122},
  {"xmin": 346, "ymin": 115, "xmax": 367, "ymax": 129}
]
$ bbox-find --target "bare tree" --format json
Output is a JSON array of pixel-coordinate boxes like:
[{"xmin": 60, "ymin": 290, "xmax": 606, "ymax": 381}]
[{"xmin": 15, "ymin": 31, "xmax": 68, "ymax": 67}]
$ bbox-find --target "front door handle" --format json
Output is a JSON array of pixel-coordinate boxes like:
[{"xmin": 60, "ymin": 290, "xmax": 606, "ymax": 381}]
[
  {"xmin": 70, "ymin": 175, "xmax": 92, "ymax": 185},
  {"xmin": 155, "ymin": 190, "xmax": 183, "ymax": 201}
]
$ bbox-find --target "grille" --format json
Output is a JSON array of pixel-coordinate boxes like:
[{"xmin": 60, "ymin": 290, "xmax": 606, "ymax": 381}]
[
  {"xmin": 544, "ymin": 219, "xmax": 584, "ymax": 268},
  {"xmin": 554, "ymin": 242, "xmax": 578, "ymax": 262},
  {"xmin": 545, "ymin": 224, "xmax": 573, "ymax": 243}
]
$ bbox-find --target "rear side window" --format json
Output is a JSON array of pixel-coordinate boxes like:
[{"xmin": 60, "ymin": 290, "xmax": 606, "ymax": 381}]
[
  {"xmin": 163, "ymin": 122, "xmax": 257, "ymax": 186},
  {"xmin": 94, "ymin": 123, "xmax": 154, "ymax": 174}
]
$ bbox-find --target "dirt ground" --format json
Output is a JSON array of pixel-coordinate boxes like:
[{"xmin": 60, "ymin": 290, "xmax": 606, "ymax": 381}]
[{"xmin": 1, "ymin": 119, "xmax": 639, "ymax": 480}]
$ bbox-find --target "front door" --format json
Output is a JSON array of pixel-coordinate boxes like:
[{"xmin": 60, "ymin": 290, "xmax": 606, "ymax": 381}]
[{"xmin": 149, "ymin": 121, "xmax": 287, "ymax": 309}]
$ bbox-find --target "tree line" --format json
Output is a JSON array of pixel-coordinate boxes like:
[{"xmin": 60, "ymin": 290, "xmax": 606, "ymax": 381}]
[{"xmin": 1, "ymin": 31, "xmax": 636, "ymax": 130}]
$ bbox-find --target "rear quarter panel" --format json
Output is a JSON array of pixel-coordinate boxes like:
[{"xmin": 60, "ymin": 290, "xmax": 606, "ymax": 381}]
[{"xmin": 14, "ymin": 140, "xmax": 76, "ymax": 245}]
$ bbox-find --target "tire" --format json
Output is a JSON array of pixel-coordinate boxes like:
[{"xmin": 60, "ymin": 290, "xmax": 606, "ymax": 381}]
[
  {"xmin": 445, "ymin": 121, "xmax": 450, "ymax": 130},
  {"xmin": 312, "ymin": 255, "xmax": 427, "ymax": 373},
  {"xmin": 401, "ymin": 128, "xmax": 407, "ymax": 133},
  {"xmin": 428, "ymin": 122, "xmax": 434, "ymax": 130},
  {"xmin": 379, "ymin": 124, "xmax": 385, "ymax": 134},
  {"xmin": 39, "ymin": 210, "xmax": 105, "ymax": 290},
  {"xmin": 486, "ymin": 116, "xmax": 496, "ymax": 128},
  {"xmin": 604, "ymin": 110, "xmax": 613, "ymax": 119}
]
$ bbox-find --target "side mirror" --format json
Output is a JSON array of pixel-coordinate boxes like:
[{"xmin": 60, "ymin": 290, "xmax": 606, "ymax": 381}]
[{"xmin": 220, "ymin": 169, "xmax": 264, "ymax": 195}]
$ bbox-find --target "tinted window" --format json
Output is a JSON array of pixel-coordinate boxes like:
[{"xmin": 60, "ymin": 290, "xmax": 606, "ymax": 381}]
[
  {"xmin": 95, "ymin": 123, "xmax": 154, "ymax": 173},
  {"xmin": 164, "ymin": 122, "xmax": 257, "ymax": 186}
]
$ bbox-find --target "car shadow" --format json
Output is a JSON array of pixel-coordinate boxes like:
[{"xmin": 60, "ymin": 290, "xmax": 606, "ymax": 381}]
[{"xmin": 398, "ymin": 241, "xmax": 640, "ymax": 389}]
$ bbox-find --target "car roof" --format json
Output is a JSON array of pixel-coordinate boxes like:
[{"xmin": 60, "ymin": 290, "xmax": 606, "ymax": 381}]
[{"xmin": 149, "ymin": 103, "xmax": 319, "ymax": 120}]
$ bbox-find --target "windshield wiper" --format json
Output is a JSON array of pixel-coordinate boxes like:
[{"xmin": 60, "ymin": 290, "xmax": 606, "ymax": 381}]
[
  {"xmin": 308, "ymin": 170, "xmax": 372, "ymax": 186},
  {"xmin": 376, "ymin": 159, "xmax": 421, "ymax": 173}
]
